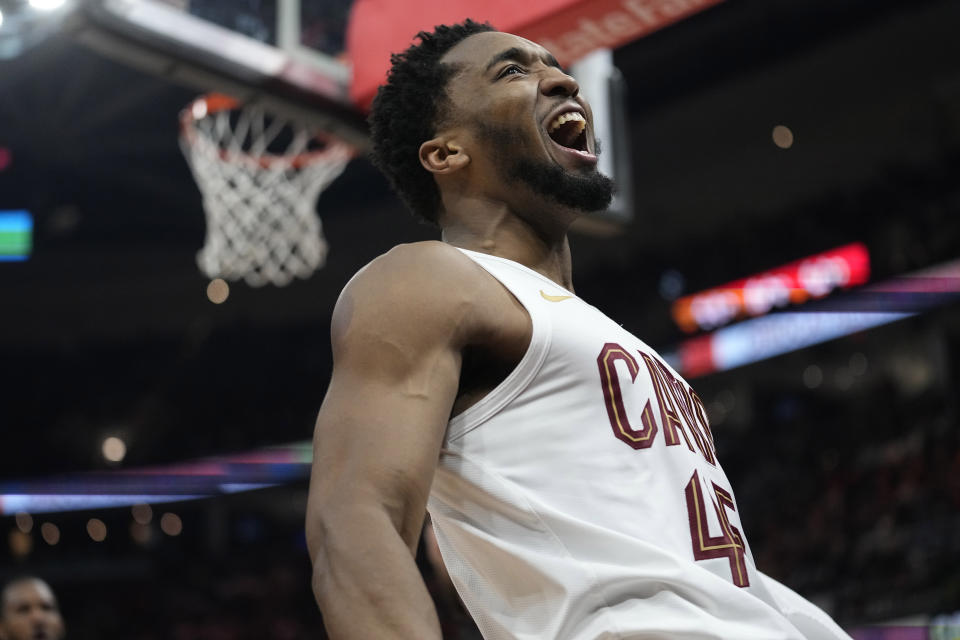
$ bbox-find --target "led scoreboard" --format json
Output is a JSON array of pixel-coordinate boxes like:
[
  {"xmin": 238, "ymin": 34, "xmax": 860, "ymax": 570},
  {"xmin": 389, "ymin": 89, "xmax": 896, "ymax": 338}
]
[{"xmin": 671, "ymin": 243, "xmax": 871, "ymax": 333}]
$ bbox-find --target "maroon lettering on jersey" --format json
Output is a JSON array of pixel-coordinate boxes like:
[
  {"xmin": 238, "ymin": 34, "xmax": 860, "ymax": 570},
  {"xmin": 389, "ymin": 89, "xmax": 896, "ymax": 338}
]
[
  {"xmin": 655, "ymin": 359, "xmax": 716, "ymax": 466},
  {"xmin": 639, "ymin": 352, "xmax": 696, "ymax": 453},
  {"xmin": 597, "ymin": 343, "xmax": 658, "ymax": 449},
  {"xmin": 684, "ymin": 470, "xmax": 750, "ymax": 587}
]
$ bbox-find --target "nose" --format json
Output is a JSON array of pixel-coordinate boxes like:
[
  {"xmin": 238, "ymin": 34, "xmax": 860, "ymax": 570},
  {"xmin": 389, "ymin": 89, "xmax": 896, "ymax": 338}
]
[
  {"xmin": 28, "ymin": 606, "xmax": 52, "ymax": 625},
  {"xmin": 540, "ymin": 67, "xmax": 579, "ymax": 98}
]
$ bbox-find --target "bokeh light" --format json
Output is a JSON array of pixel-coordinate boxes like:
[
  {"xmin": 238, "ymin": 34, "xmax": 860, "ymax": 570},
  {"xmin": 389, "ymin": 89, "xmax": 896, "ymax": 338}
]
[
  {"xmin": 9, "ymin": 530, "xmax": 32, "ymax": 558},
  {"xmin": 802, "ymin": 364, "xmax": 823, "ymax": 389},
  {"xmin": 87, "ymin": 518, "xmax": 107, "ymax": 542},
  {"xmin": 160, "ymin": 513, "xmax": 183, "ymax": 536},
  {"xmin": 102, "ymin": 436, "xmax": 127, "ymax": 463},
  {"xmin": 40, "ymin": 522, "xmax": 60, "ymax": 546},
  {"xmin": 130, "ymin": 521, "xmax": 153, "ymax": 546},
  {"xmin": 132, "ymin": 503, "xmax": 153, "ymax": 525},
  {"xmin": 15, "ymin": 512, "xmax": 33, "ymax": 533},
  {"xmin": 772, "ymin": 124, "xmax": 794, "ymax": 149},
  {"xmin": 206, "ymin": 278, "xmax": 230, "ymax": 304}
]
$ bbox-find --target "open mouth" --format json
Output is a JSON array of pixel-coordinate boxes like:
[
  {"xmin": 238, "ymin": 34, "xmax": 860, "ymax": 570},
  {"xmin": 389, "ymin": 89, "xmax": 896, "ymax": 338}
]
[{"xmin": 547, "ymin": 111, "xmax": 589, "ymax": 153}]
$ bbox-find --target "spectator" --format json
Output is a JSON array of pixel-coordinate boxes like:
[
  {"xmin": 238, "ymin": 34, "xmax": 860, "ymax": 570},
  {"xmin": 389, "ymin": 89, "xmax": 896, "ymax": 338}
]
[{"xmin": 0, "ymin": 576, "xmax": 65, "ymax": 640}]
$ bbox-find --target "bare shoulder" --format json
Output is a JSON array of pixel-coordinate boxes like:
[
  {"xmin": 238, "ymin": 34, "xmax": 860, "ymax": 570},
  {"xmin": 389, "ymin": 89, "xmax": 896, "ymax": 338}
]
[
  {"xmin": 331, "ymin": 241, "xmax": 497, "ymax": 357},
  {"xmin": 345, "ymin": 240, "xmax": 485, "ymax": 296}
]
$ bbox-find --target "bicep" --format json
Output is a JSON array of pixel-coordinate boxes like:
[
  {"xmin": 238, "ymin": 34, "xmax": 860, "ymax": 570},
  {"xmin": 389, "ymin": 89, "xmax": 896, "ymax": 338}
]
[
  {"xmin": 313, "ymin": 350, "xmax": 460, "ymax": 522},
  {"xmin": 307, "ymin": 273, "xmax": 464, "ymax": 552}
]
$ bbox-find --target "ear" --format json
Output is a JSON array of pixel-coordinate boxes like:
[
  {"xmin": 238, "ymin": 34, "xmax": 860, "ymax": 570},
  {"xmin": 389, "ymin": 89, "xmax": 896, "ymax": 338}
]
[{"xmin": 419, "ymin": 137, "xmax": 470, "ymax": 175}]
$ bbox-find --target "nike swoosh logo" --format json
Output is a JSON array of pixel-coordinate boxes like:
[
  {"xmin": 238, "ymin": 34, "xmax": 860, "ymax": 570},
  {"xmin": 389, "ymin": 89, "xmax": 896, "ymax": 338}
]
[{"xmin": 540, "ymin": 290, "xmax": 574, "ymax": 302}]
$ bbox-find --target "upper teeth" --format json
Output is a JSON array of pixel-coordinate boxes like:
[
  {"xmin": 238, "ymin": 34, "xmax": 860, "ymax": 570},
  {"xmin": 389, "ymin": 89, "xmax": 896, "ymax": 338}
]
[{"xmin": 549, "ymin": 111, "xmax": 585, "ymax": 132}]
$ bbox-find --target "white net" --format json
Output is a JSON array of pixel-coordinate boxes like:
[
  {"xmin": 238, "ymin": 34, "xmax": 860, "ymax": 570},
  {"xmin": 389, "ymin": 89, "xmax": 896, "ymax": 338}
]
[{"xmin": 180, "ymin": 94, "xmax": 352, "ymax": 287}]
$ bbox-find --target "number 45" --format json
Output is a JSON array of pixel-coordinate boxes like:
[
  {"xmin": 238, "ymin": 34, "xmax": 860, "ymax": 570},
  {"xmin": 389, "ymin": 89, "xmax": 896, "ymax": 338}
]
[{"xmin": 685, "ymin": 470, "xmax": 750, "ymax": 588}]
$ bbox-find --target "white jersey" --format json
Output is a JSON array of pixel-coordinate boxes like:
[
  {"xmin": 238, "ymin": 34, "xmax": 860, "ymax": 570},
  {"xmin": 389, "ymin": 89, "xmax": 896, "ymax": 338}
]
[{"xmin": 427, "ymin": 249, "xmax": 851, "ymax": 640}]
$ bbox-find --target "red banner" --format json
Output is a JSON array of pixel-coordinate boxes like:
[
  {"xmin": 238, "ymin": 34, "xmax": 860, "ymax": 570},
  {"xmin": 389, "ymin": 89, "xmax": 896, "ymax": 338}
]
[
  {"xmin": 346, "ymin": 0, "xmax": 725, "ymax": 110},
  {"xmin": 519, "ymin": 0, "xmax": 725, "ymax": 63}
]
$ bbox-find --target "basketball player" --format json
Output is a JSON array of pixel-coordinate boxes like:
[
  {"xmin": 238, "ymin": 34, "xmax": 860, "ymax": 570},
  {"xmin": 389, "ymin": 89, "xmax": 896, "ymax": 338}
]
[
  {"xmin": 0, "ymin": 577, "xmax": 65, "ymax": 640},
  {"xmin": 305, "ymin": 20, "xmax": 852, "ymax": 639}
]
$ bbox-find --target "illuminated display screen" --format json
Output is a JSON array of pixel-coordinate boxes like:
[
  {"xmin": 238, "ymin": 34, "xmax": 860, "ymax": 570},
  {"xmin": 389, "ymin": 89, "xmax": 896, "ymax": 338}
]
[
  {"xmin": 665, "ymin": 258, "xmax": 960, "ymax": 378},
  {"xmin": 0, "ymin": 210, "xmax": 33, "ymax": 261},
  {"xmin": 671, "ymin": 242, "xmax": 871, "ymax": 333}
]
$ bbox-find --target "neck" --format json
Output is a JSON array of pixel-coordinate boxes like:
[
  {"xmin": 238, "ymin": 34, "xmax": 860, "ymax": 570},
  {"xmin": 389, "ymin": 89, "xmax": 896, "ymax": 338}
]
[{"xmin": 440, "ymin": 196, "xmax": 575, "ymax": 290}]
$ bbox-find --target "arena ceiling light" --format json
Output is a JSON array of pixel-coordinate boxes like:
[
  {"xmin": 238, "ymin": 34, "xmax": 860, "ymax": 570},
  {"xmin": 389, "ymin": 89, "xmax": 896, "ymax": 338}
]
[
  {"xmin": 28, "ymin": 0, "xmax": 67, "ymax": 10},
  {"xmin": 1, "ymin": 0, "xmax": 74, "ymax": 59}
]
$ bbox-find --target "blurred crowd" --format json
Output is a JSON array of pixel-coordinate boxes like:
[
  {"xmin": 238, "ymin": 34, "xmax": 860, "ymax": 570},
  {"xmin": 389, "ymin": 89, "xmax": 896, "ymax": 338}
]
[
  {"xmin": 726, "ymin": 382, "xmax": 960, "ymax": 625},
  {"xmin": 5, "ymin": 371, "xmax": 954, "ymax": 637}
]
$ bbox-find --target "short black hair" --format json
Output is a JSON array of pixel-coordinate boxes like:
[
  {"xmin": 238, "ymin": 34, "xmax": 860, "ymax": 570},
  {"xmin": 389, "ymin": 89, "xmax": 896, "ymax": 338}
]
[{"xmin": 369, "ymin": 20, "xmax": 495, "ymax": 225}]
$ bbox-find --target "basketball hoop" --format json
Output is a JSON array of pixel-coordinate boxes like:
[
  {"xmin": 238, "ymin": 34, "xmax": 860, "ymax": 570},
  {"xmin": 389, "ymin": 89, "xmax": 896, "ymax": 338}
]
[{"xmin": 179, "ymin": 93, "xmax": 353, "ymax": 287}]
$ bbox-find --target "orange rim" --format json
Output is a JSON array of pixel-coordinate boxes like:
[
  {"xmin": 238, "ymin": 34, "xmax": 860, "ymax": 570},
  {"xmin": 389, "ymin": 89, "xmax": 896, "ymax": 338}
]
[{"xmin": 179, "ymin": 93, "xmax": 352, "ymax": 169}]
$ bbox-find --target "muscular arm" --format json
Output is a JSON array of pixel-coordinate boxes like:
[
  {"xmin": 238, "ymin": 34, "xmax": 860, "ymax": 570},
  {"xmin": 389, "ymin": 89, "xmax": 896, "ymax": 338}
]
[{"xmin": 305, "ymin": 244, "xmax": 475, "ymax": 639}]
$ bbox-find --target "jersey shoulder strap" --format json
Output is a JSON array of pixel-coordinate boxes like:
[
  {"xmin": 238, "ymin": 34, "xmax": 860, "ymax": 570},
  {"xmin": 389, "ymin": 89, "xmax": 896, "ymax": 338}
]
[{"xmin": 447, "ymin": 249, "xmax": 555, "ymax": 441}]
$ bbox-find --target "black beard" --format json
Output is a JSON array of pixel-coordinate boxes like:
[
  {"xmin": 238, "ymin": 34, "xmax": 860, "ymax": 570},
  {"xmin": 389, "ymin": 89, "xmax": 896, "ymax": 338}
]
[
  {"xmin": 512, "ymin": 156, "xmax": 614, "ymax": 213},
  {"xmin": 478, "ymin": 123, "xmax": 615, "ymax": 213}
]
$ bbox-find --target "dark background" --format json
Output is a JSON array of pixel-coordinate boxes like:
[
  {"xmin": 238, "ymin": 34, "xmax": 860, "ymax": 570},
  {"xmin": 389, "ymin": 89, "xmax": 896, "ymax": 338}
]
[{"xmin": 0, "ymin": 0, "xmax": 958, "ymax": 636}]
